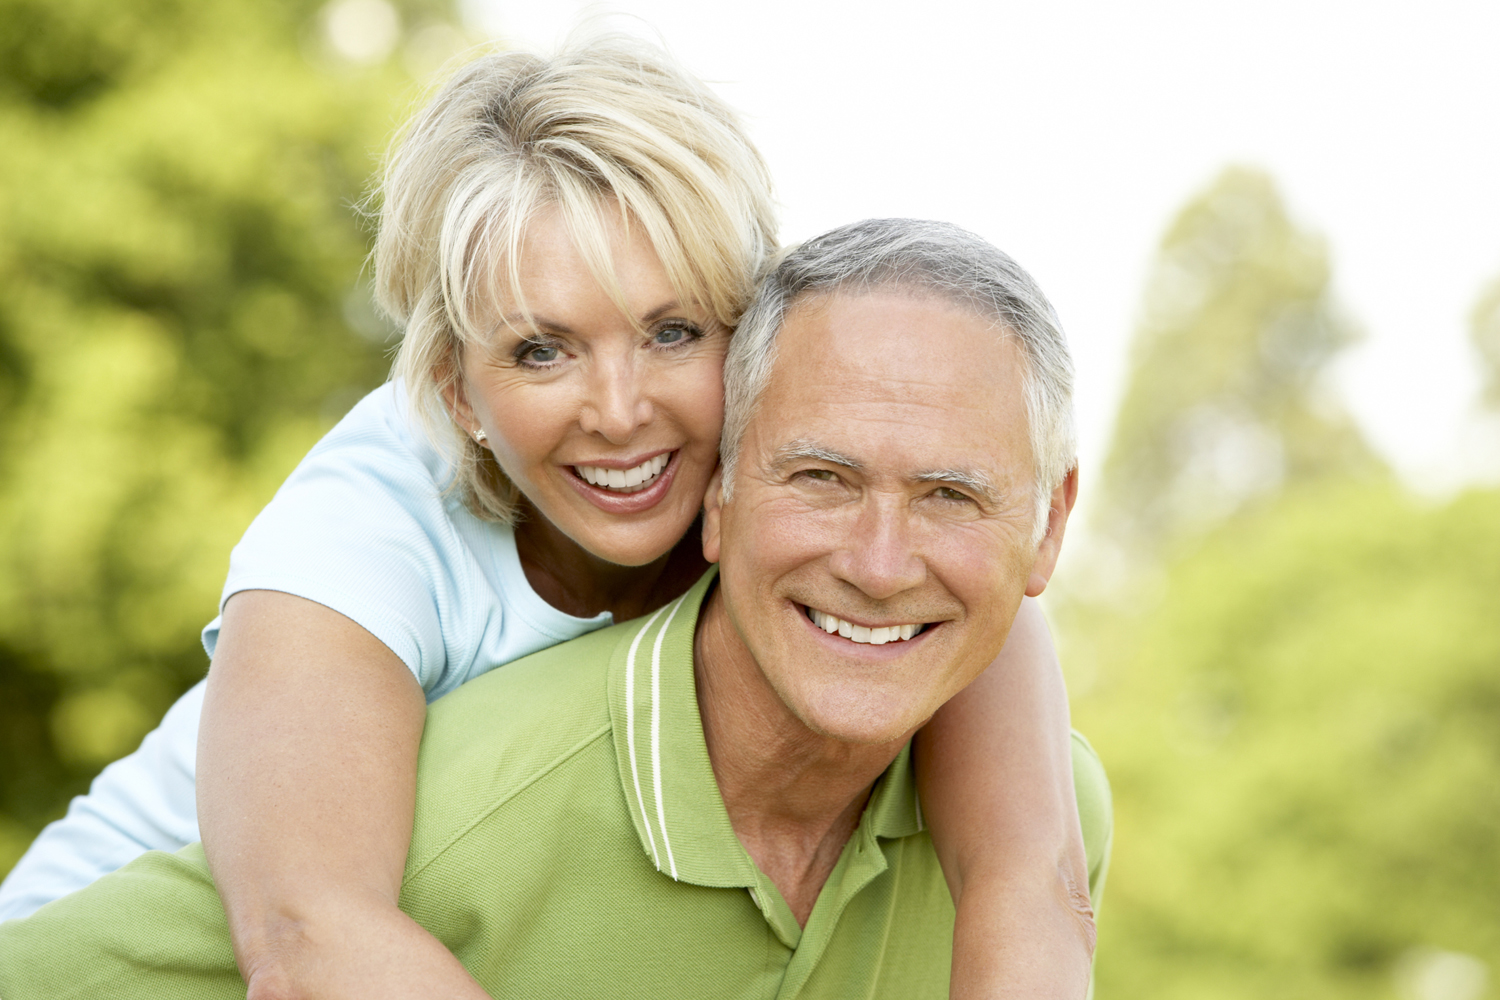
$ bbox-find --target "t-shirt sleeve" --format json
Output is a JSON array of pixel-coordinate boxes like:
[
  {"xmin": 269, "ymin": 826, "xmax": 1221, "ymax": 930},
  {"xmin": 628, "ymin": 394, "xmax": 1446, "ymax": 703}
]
[{"xmin": 201, "ymin": 386, "xmax": 476, "ymax": 695}]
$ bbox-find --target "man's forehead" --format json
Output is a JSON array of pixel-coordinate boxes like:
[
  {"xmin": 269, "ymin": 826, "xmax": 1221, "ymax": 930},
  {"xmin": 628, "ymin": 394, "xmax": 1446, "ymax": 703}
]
[
  {"xmin": 766, "ymin": 288, "xmax": 1023, "ymax": 408},
  {"xmin": 745, "ymin": 289, "xmax": 1034, "ymax": 485}
]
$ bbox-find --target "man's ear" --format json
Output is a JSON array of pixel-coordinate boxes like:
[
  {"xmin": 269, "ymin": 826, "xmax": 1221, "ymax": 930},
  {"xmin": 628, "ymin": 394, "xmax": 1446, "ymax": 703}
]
[
  {"xmin": 701, "ymin": 465, "xmax": 726, "ymax": 565},
  {"xmin": 1025, "ymin": 466, "xmax": 1079, "ymax": 598}
]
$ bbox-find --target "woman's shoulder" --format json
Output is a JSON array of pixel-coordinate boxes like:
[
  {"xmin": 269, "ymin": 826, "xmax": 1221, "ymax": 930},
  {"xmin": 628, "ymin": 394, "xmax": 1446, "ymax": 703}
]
[
  {"xmin": 303, "ymin": 382, "xmax": 453, "ymax": 489},
  {"xmin": 213, "ymin": 382, "xmax": 493, "ymax": 685},
  {"xmin": 242, "ymin": 382, "xmax": 464, "ymax": 550}
]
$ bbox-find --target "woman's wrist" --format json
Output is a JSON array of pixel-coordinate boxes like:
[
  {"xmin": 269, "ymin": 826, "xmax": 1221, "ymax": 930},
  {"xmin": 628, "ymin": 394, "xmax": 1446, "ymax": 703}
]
[
  {"xmin": 235, "ymin": 894, "xmax": 491, "ymax": 1000},
  {"xmin": 949, "ymin": 869, "xmax": 1094, "ymax": 1000}
]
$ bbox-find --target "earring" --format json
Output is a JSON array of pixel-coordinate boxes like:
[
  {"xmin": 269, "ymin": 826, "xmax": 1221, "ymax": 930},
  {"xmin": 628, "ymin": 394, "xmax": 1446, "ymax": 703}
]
[{"xmin": 473, "ymin": 429, "xmax": 487, "ymax": 443}]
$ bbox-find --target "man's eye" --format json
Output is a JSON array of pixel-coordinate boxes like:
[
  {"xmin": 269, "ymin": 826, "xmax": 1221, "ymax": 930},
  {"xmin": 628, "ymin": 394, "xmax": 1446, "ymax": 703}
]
[
  {"xmin": 933, "ymin": 486, "xmax": 971, "ymax": 502},
  {"xmin": 802, "ymin": 469, "xmax": 838, "ymax": 482}
]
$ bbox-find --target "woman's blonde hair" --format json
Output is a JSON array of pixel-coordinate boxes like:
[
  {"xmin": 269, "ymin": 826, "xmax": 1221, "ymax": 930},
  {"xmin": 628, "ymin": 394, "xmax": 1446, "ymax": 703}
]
[{"xmin": 375, "ymin": 37, "xmax": 777, "ymax": 522}]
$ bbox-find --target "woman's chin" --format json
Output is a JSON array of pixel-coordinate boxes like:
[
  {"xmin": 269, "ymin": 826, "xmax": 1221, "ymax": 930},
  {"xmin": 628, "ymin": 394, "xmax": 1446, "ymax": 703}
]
[
  {"xmin": 513, "ymin": 454, "xmax": 714, "ymax": 579},
  {"xmin": 519, "ymin": 487, "xmax": 702, "ymax": 570},
  {"xmin": 571, "ymin": 511, "xmax": 700, "ymax": 569}
]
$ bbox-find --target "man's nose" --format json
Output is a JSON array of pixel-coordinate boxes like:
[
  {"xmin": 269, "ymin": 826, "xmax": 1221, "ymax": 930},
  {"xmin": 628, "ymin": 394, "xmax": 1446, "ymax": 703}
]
[
  {"xmin": 826, "ymin": 496, "xmax": 927, "ymax": 601},
  {"xmin": 578, "ymin": 355, "xmax": 653, "ymax": 443}
]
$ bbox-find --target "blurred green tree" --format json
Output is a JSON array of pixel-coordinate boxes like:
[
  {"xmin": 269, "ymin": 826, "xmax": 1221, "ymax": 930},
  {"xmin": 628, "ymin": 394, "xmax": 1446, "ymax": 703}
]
[
  {"xmin": 1092, "ymin": 166, "xmax": 1382, "ymax": 559},
  {"xmin": 1059, "ymin": 170, "xmax": 1500, "ymax": 996},
  {"xmin": 1472, "ymin": 272, "xmax": 1500, "ymax": 409},
  {"xmin": 0, "ymin": 0, "xmax": 461, "ymax": 874},
  {"xmin": 1069, "ymin": 481, "xmax": 1500, "ymax": 999}
]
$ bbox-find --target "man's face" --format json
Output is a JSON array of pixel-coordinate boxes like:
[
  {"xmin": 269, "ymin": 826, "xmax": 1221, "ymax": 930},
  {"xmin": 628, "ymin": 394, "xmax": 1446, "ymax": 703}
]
[{"xmin": 703, "ymin": 289, "xmax": 1073, "ymax": 746}]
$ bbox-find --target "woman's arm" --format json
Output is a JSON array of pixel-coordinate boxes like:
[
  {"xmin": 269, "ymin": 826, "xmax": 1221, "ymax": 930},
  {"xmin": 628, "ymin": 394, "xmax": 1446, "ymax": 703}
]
[
  {"xmin": 915, "ymin": 596, "xmax": 1095, "ymax": 1000},
  {"xmin": 197, "ymin": 589, "xmax": 492, "ymax": 1000}
]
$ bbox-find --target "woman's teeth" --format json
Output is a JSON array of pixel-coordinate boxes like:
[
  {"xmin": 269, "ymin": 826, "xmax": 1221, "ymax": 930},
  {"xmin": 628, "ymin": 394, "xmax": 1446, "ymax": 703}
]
[
  {"xmin": 574, "ymin": 454, "xmax": 671, "ymax": 493},
  {"xmin": 807, "ymin": 608, "xmax": 924, "ymax": 644}
]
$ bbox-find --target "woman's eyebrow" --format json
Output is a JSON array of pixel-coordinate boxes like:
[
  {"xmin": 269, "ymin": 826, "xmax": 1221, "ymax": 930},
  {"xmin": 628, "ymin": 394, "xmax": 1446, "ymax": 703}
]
[
  {"xmin": 639, "ymin": 300, "xmax": 687, "ymax": 323},
  {"xmin": 493, "ymin": 299, "xmax": 686, "ymax": 335},
  {"xmin": 493, "ymin": 312, "xmax": 567, "ymax": 337}
]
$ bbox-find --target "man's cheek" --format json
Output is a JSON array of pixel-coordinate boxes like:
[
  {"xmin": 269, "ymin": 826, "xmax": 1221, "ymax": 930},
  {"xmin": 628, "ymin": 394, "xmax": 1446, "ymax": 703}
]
[
  {"xmin": 937, "ymin": 535, "xmax": 1023, "ymax": 595},
  {"xmin": 743, "ymin": 500, "xmax": 843, "ymax": 568}
]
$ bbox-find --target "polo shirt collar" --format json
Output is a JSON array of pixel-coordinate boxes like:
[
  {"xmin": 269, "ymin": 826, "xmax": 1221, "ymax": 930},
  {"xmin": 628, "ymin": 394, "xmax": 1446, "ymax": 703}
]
[{"xmin": 607, "ymin": 568, "xmax": 925, "ymax": 897}]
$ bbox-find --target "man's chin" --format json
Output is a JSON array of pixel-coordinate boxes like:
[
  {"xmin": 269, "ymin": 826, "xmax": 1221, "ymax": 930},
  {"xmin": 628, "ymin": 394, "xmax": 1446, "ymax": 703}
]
[{"xmin": 790, "ymin": 691, "xmax": 928, "ymax": 749}]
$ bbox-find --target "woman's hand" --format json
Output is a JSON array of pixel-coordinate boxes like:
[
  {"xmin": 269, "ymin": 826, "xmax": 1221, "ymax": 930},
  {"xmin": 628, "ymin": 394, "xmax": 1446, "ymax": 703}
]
[
  {"xmin": 198, "ymin": 590, "xmax": 491, "ymax": 1000},
  {"xmin": 915, "ymin": 596, "xmax": 1095, "ymax": 1000}
]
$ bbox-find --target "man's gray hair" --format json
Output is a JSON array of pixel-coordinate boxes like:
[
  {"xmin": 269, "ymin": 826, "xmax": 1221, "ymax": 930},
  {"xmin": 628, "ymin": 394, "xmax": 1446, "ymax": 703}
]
[{"xmin": 721, "ymin": 218, "xmax": 1076, "ymax": 538}]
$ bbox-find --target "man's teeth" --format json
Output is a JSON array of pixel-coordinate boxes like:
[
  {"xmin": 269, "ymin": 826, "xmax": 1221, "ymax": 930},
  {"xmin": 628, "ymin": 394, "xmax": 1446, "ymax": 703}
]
[
  {"xmin": 807, "ymin": 609, "xmax": 923, "ymax": 644},
  {"xmin": 574, "ymin": 454, "xmax": 670, "ymax": 493}
]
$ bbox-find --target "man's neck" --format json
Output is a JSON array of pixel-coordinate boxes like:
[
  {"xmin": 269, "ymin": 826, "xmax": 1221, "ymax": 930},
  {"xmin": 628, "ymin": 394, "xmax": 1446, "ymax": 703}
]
[{"xmin": 693, "ymin": 584, "xmax": 911, "ymax": 926}]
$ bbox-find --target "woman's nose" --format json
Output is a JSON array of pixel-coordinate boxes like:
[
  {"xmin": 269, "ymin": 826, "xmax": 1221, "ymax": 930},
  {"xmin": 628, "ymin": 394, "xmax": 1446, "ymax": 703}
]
[{"xmin": 578, "ymin": 357, "xmax": 654, "ymax": 443}]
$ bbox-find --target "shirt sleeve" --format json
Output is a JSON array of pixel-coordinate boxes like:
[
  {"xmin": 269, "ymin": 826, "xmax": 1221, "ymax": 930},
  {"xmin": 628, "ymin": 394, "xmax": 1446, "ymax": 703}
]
[{"xmin": 200, "ymin": 385, "xmax": 479, "ymax": 695}]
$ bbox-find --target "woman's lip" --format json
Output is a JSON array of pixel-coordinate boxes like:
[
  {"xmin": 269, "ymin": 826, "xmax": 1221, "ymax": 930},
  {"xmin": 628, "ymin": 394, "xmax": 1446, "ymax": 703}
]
[
  {"xmin": 567, "ymin": 448, "xmax": 676, "ymax": 470},
  {"xmin": 563, "ymin": 449, "xmax": 681, "ymax": 515}
]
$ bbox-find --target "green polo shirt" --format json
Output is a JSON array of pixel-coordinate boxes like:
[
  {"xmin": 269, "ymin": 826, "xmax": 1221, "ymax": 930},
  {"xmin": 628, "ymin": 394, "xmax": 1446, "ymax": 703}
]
[{"xmin": 0, "ymin": 570, "xmax": 1111, "ymax": 999}]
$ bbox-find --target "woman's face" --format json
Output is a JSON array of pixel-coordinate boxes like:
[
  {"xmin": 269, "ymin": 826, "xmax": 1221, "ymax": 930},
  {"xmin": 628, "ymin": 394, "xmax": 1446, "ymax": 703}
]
[{"xmin": 454, "ymin": 204, "xmax": 727, "ymax": 569}]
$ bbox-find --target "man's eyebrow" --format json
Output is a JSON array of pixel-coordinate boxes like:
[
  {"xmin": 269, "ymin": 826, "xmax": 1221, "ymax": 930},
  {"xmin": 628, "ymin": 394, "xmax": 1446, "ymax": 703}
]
[
  {"xmin": 771, "ymin": 440, "xmax": 863, "ymax": 470},
  {"xmin": 914, "ymin": 468, "xmax": 1002, "ymax": 505},
  {"xmin": 772, "ymin": 444, "xmax": 1004, "ymax": 504}
]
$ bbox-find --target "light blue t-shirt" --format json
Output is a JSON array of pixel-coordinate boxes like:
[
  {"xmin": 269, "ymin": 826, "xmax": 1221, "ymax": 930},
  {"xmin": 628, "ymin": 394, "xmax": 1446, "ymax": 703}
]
[{"xmin": 0, "ymin": 384, "xmax": 613, "ymax": 921}]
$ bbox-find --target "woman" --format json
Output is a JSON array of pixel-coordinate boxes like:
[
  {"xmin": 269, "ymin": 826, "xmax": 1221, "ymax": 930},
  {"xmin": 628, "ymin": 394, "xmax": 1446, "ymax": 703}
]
[{"xmin": 0, "ymin": 38, "xmax": 1095, "ymax": 997}]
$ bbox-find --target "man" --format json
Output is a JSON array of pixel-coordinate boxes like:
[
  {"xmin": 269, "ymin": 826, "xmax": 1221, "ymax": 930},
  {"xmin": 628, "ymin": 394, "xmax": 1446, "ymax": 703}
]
[{"xmin": 0, "ymin": 219, "xmax": 1110, "ymax": 999}]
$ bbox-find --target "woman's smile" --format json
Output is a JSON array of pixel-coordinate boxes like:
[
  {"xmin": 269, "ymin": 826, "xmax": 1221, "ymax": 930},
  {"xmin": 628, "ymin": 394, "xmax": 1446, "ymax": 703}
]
[
  {"xmin": 564, "ymin": 449, "xmax": 683, "ymax": 515},
  {"xmin": 572, "ymin": 451, "xmax": 673, "ymax": 493}
]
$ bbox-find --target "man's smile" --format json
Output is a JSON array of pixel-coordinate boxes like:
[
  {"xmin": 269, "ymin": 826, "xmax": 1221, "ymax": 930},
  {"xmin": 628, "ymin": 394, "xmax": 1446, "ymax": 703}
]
[{"xmin": 801, "ymin": 605, "xmax": 932, "ymax": 645}]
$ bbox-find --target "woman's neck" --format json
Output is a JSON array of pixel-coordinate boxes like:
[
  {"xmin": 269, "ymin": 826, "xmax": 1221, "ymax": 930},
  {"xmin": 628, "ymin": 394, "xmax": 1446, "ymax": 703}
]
[{"xmin": 513, "ymin": 504, "xmax": 710, "ymax": 622}]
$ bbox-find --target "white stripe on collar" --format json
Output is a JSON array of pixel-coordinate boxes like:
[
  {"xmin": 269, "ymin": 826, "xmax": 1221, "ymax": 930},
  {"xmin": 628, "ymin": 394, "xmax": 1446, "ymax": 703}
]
[
  {"xmin": 649, "ymin": 594, "xmax": 688, "ymax": 881},
  {"xmin": 625, "ymin": 604, "xmax": 669, "ymax": 870}
]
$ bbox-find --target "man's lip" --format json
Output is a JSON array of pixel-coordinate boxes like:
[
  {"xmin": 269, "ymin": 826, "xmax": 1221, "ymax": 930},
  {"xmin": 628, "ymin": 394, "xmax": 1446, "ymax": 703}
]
[
  {"xmin": 563, "ymin": 449, "xmax": 681, "ymax": 514},
  {"xmin": 801, "ymin": 604, "xmax": 927, "ymax": 631},
  {"xmin": 794, "ymin": 603, "xmax": 939, "ymax": 651}
]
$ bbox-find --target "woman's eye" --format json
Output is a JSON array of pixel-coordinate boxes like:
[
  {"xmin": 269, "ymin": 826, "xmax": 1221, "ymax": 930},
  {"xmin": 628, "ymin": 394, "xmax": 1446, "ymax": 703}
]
[
  {"xmin": 518, "ymin": 341, "xmax": 561, "ymax": 365},
  {"xmin": 652, "ymin": 323, "xmax": 700, "ymax": 347}
]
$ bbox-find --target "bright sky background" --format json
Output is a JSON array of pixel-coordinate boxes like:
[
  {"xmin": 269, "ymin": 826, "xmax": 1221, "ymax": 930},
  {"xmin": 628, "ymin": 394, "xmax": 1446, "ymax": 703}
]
[{"xmin": 458, "ymin": 0, "xmax": 1500, "ymax": 508}]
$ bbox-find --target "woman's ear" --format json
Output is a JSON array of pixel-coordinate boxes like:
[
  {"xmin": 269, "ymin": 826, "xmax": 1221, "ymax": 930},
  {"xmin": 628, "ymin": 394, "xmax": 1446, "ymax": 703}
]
[
  {"xmin": 701, "ymin": 465, "xmax": 726, "ymax": 565},
  {"xmin": 1025, "ymin": 466, "xmax": 1079, "ymax": 598},
  {"xmin": 440, "ymin": 365, "xmax": 480, "ymax": 439}
]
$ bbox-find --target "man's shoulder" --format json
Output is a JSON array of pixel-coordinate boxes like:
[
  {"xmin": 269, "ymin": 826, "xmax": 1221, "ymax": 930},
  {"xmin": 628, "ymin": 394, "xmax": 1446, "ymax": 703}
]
[
  {"xmin": 403, "ymin": 617, "xmax": 638, "ymax": 874},
  {"xmin": 421, "ymin": 613, "xmax": 633, "ymax": 733},
  {"xmin": 0, "ymin": 845, "xmax": 241, "ymax": 1000}
]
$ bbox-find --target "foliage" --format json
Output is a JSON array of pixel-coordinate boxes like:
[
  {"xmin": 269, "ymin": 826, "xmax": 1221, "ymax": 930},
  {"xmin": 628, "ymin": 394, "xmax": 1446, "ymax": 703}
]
[
  {"xmin": 1063, "ymin": 481, "xmax": 1500, "ymax": 997},
  {"xmin": 0, "ymin": 0, "xmax": 441, "ymax": 874},
  {"xmin": 1093, "ymin": 166, "xmax": 1381, "ymax": 558},
  {"xmin": 1472, "ymin": 273, "xmax": 1500, "ymax": 409},
  {"xmin": 1066, "ymin": 165, "xmax": 1500, "ymax": 996}
]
